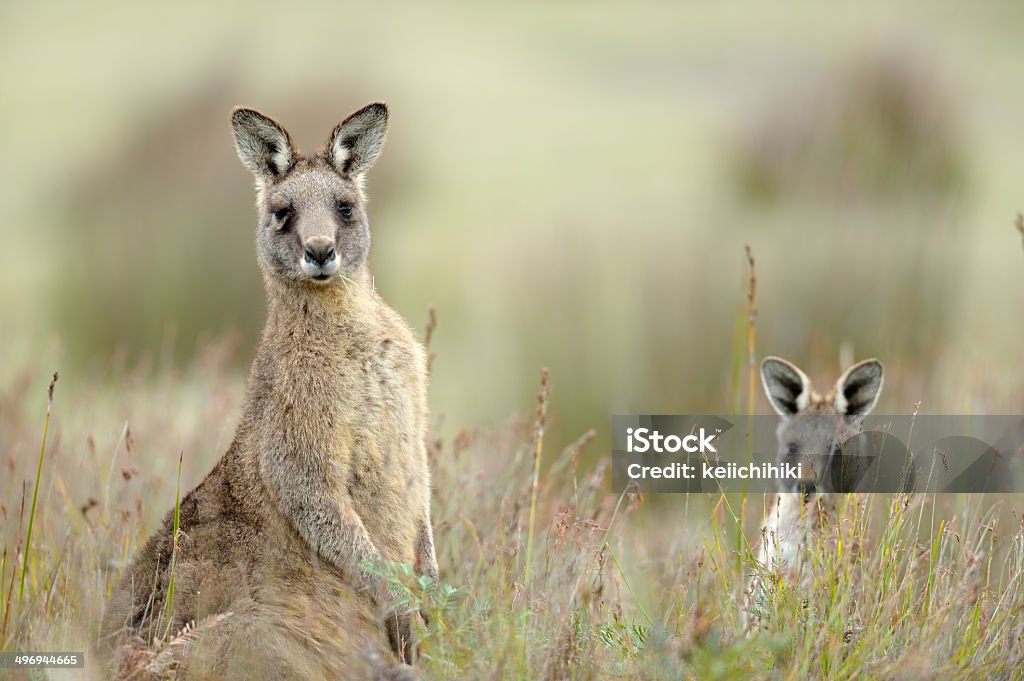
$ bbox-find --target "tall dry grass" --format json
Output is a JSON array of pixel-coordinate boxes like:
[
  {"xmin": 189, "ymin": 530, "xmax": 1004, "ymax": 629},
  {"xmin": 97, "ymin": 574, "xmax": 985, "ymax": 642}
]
[{"xmin": 2, "ymin": 325, "xmax": 1023, "ymax": 679}]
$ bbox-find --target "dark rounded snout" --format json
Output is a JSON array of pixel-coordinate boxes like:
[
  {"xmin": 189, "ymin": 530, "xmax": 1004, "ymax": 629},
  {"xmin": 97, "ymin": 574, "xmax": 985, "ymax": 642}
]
[
  {"xmin": 303, "ymin": 237, "xmax": 336, "ymax": 266},
  {"xmin": 300, "ymin": 235, "xmax": 341, "ymax": 280},
  {"xmin": 798, "ymin": 479, "xmax": 816, "ymax": 501}
]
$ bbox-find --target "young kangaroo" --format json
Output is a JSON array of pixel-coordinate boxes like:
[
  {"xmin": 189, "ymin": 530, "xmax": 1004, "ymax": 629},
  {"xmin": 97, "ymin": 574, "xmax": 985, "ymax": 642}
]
[
  {"xmin": 745, "ymin": 356, "xmax": 884, "ymax": 629},
  {"xmin": 99, "ymin": 103, "xmax": 438, "ymax": 678}
]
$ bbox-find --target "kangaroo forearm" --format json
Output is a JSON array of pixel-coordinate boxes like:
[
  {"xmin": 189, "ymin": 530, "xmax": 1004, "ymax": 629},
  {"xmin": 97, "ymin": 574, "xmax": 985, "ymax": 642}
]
[
  {"xmin": 415, "ymin": 512, "xmax": 439, "ymax": 581},
  {"xmin": 258, "ymin": 447, "xmax": 382, "ymax": 589},
  {"xmin": 282, "ymin": 495, "xmax": 381, "ymax": 585}
]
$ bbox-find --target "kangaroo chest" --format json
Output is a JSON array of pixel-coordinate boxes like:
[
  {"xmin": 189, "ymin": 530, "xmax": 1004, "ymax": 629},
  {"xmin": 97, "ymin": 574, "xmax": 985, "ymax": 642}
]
[
  {"xmin": 316, "ymin": 328, "xmax": 419, "ymax": 469},
  {"xmin": 760, "ymin": 494, "xmax": 838, "ymax": 573},
  {"xmin": 255, "ymin": 305, "xmax": 424, "ymax": 543}
]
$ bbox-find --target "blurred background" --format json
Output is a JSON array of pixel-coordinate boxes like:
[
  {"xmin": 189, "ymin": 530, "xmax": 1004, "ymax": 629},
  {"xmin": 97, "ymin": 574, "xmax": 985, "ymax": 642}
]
[{"xmin": 2, "ymin": 0, "xmax": 1023, "ymax": 461}]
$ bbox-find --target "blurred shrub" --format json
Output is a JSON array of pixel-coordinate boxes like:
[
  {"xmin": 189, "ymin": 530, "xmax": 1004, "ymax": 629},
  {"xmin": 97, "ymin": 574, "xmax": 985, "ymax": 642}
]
[{"xmin": 732, "ymin": 52, "xmax": 967, "ymax": 207}]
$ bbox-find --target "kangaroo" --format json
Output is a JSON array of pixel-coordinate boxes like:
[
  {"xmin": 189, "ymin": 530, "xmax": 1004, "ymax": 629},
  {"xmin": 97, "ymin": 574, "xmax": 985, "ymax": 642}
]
[
  {"xmin": 744, "ymin": 356, "xmax": 884, "ymax": 630},
  {"xmin": 98, "ymin": 103, "xmax": 438, "ymax": 679}
]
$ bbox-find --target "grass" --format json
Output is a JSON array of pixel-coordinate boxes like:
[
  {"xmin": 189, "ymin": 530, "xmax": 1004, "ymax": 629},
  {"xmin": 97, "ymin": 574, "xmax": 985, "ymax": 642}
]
[
  {"xmin": 522, "ymin": 367, "xmax": 549, "ymax": 676},
  {"xmin": 1, "ymin": 322, "xmax": 1023, "ymax": 679},
  {"xmin": 18, "ymin": 372, "xmax": 57, "ymax": 611},
  {"xmin": 162, "ymin": 451, "xmax": 183, "ymax": 641}
]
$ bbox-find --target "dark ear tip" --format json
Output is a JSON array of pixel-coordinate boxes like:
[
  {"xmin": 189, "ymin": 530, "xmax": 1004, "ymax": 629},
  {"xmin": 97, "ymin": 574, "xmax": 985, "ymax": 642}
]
[
  {"xmin": 857, "ymin": 358, "xmax": 884, "ymax": 375},
  {"xmin": 345, "ymin": 101, "xmax": 389, "ymax": 125},
  {"xmin": 231, "ymin": 107, "xmax": 257, "ymax": 124},
  {"xmin": 231, "ymin": 107, "xmax": 285, "ymax": 133}
]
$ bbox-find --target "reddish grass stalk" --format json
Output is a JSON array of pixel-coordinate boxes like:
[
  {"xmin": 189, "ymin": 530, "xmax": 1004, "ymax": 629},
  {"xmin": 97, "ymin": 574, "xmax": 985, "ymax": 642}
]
[
  {"xmin": 522, "ymin": 368, "xmax": 549, "ymax": 676},
  {"xmin": 424, "ymin": 305, "xmax": 438, "ymax": 375},
  {"xmin": 737, "ymin": 247, "xmax": 757, "ymax": 573},
  {"xmin": 524, "ymin": 368, "xmax": 549, "ymax": 591}
]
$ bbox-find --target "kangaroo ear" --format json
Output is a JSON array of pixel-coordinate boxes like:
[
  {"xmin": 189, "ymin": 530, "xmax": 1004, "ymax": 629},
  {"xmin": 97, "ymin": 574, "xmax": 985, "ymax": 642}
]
[
  {"xmin": 326, "ymin": 102, "xmax": 389, "ymax": 179},
  {"xmin": 231, "ymin": 108, "xmax": 296, "ymax": 181},
  {"xmin": 761, "ymin": 357, "xmax": 813, "ymax": 416},
  {"xmin": 835, "ymin": 359, "xmax": 884, "ymax": 416}
]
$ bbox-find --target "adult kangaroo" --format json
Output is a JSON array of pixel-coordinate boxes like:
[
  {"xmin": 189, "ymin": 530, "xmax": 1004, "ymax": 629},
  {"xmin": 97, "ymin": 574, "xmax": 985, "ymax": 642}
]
[{"xmin": 99, "ymin": 103, "xmax": 437, "ymax": 680}]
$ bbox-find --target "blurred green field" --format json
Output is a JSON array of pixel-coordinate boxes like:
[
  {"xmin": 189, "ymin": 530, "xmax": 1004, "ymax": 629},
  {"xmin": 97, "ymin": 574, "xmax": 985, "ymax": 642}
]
[
  {"xmin": 2, "ymin": 1, "xmax": 1024, "ymax": 678},
  {"xmin": 3, "ymin": 1, "xmax": 1024, "ymax": 447}
]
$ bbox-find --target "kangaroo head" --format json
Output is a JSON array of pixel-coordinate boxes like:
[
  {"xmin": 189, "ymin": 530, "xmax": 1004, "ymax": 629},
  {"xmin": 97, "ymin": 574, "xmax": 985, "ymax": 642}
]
[
  {"xmin": 760, "ymin": 356, "xmax": 884, "ymax": 500},
  {"xmin": 230, "ymin": 103, "xmax": 389, "ymax": 287}
]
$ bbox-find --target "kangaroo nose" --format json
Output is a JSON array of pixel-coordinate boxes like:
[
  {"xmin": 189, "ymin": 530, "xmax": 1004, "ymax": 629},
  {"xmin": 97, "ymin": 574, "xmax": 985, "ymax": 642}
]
[
  {"xmin": 798, "ymin": 479, "xmax": 816, "ymax": 500},
  {"xmin": 303, "ymin": 238, "xmax": 336, "ymax": 266}
]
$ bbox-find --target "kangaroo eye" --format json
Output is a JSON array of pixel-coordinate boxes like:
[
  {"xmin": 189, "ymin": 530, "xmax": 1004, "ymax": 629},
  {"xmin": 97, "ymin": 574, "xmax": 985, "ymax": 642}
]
[
  {"xmin": 272, "ymin": 207, "xmax": 292, "ymax": 231},
  {"xmin": 787, "ymin": 443, "xmax": 798, "ymax": 456},
  {"xmin": 337, "ymin": 202, "xmax": 354, "ymax": 220}
]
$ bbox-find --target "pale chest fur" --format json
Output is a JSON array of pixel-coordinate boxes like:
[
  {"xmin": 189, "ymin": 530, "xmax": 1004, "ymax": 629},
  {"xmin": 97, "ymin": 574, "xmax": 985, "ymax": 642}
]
[
  {"xmin": 745, "ymin": 494, "xmax": 838, "ymax": 628},
  {"xmin": 758, "ymin": 494, "xmax": 838, "ymax": 576},
  {"xmin": 248, "ymin": 295, "xmax": 429, "ymax": 563}
]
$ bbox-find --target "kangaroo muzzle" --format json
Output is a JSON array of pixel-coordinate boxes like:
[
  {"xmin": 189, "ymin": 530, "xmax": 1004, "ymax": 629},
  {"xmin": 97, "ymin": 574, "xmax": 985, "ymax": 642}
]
[
  {"xmin": 301, "ymin": 236, "xmax": 340, "ymax": 279},
  {"xmin": 798, "ymin": 479, "xmax": 816, "ymax": 501}
]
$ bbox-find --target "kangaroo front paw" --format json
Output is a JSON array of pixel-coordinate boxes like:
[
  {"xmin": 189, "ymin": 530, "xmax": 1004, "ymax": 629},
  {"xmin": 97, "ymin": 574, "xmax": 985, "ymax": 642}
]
[{"xmin": 384, "ymin": 608, "xmax": 416, "ymax": 665}]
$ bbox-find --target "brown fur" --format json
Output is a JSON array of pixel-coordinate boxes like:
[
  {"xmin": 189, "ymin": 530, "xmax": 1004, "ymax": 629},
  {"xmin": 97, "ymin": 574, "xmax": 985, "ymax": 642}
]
[{"xmin": 98, "ymin": 103, "xmax": 437, "ymax": 679}]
